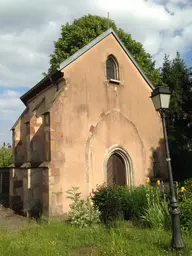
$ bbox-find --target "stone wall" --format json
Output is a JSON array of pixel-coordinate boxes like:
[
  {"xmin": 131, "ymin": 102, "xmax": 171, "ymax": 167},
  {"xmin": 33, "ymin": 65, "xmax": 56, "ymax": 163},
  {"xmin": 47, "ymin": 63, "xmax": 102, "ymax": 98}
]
[
  {"xmin": 13, "ymin": 116, "xmax": 27, "ymax": 165},
  {"xmin": 9, "ymin": 168, "xmax": 23, "ymax": 212},
  {"xmin": 9, "ymin": 167, "xmax": 50, "ymax": 216},
  {"xmin": 23, "ymin": 168, "xmax": 43, "ymax": 215},
  {"xmin": 12, "ymin": 79, "xmax": 65, "ymax": 167},
  {"xmin": 29, "ymin": 115, "xmax": 45, "ymax": 164},
  {"xmin": 0, "ymin": 167, "xmax": 9, "ymax": 194}
]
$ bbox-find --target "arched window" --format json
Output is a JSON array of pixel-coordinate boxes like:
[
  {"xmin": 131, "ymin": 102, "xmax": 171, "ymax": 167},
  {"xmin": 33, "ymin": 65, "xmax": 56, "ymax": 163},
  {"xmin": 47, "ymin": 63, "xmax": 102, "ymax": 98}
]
[{"xmin": 106, "ymin": 56, "xmax": 119, "ymax": 80}]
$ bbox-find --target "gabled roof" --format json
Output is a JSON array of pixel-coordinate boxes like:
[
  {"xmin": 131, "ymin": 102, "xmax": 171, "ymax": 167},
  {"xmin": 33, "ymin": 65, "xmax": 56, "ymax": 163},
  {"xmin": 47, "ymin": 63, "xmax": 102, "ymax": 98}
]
[
  {"xmin": 20, "ymin": 28, "xmax": 155, "ymax": 106},
  {"xmin": 59, "ymin": 28, "xmax": 155, "ymax": 90}
]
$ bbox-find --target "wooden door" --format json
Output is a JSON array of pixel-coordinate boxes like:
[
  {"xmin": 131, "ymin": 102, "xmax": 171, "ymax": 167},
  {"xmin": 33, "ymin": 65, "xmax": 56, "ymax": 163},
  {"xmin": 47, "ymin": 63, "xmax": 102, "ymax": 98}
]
[{"xmin": 107, "ymin": 153, "xmax": 126, "ymax": 186}]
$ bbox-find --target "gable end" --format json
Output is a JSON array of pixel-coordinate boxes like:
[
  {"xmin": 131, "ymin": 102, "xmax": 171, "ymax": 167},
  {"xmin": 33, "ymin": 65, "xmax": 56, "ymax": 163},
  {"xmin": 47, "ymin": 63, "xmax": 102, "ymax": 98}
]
[{"xmin": 60, "ymin": 28, "xmax": 155, "ymax": 90}]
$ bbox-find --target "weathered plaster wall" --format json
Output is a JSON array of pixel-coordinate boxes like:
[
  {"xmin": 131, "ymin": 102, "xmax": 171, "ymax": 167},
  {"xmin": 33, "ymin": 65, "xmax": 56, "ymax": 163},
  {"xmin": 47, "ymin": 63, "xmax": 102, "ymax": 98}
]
[
  {"xmin": 9, "ymin": 167, "xmax": 49, "ymax": 216},
  {"xmin": 13, "ymin": 111, "xmax": 28, "ymax": 165},
  {"xmin": 9, "ymin": 168, "xmax": 23, "ymax": 211},
  {"xmin": 12, "ymin": 79, "xmax": 65, "ymax": 166},
  {"xmin": 23, "ymin": 168, "xmax": 43, "ymax": 212},
  {"xmin": 48, "ymin": 34, "xmax": 167, "ymax": 215}
]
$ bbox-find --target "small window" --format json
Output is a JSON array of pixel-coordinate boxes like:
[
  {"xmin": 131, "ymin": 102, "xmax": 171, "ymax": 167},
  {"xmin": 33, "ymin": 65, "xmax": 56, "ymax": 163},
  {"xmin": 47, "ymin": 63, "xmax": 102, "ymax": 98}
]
[{"xmin": 106, "ymin": 56, "xmax": 119, "ymax": 80}]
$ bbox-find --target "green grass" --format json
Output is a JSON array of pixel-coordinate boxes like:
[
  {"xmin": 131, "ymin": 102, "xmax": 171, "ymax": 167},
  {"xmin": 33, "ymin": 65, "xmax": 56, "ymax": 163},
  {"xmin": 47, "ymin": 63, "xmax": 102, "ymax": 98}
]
[{"xmin": 0, "ymin": 220, "xmax": 191, "ymax": 256}]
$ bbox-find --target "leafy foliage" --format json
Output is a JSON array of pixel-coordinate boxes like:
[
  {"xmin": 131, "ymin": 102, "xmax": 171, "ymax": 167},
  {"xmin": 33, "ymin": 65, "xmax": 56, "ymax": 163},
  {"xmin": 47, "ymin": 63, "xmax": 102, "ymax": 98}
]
[
  {"xmin": 142, "ymin": 201, "xmax": 170, "ymax": 230},
  {"xmin": 161, "ymin": 53, "xmax": 192, "ymax": 181},
  {"xmin": 91, "ymin": 182, "xmax": 192, "ymax": 233},
  {"xmin": 180, "ymin": 198, "xmax": 192, "ymax": 234},
  {"xmin": 175, "ymin": 179, "xmax": 192, "ymax": 234},
  {"xmin": 141, "ymin": 185, "xmax": 170, "ymax": 229},
  {"xmin": 91, "ymin": 185, "xmax": 125, "ymax": 224},
  {"xmin": 66, "ymin": 187, "xmax": 100, "ymax": 228},
  {"xmin": 183, "ymin": 178, "xmax": 192, "ymax": 198},
  {"xmin": 0, "ymin": 146, "xmax": 12, "ymax": 167},
  {"xmin": 91, "ymin": 184, "xmax": 165, "ymax": 225},
  {"xmin": 48, "ymin": 14, "xmax": 162, "ymax": 86}
]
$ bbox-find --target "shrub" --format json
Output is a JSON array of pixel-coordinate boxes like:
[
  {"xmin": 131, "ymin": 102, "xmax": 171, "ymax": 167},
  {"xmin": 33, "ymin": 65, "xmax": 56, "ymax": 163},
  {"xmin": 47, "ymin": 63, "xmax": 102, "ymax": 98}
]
[
  {"xmin": 141, "ymin": 184, "xmax": 171, "ymax": 229},
  {"xmin": 176, "ymin": 178, "xmax": 192, "ymax": 201},
  {"xmin": 177, "ymin": 179, "xmax": 192, "ymax": 234},
  {"xmin": 127, "ymin": 185, "xmax": 150, "ymax": 219},
  {"xmin": 91, "ymin": 184, "xmax": 166, "ymax": 225},
  {"xmin": 91, "ymin": 185, "xmax": 125, "ymax": 224},
  {"xmin": 66, "ymin": 187, "xmax": 100, "ymax": 228},
  {"xmin": 180, "ymin": 198, "xmax": 192, "ymax": 234},
  {"xmin": 183, "ymin": 179, "xmax": 192, "ymax": 198}
]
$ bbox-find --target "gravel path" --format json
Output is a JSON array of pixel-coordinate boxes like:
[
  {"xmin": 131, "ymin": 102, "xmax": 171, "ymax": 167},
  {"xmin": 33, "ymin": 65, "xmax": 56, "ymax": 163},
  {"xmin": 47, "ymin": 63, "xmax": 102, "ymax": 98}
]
[{"xmin": 0, "ymin": 205, "xmax": 29, "ymax": 231}]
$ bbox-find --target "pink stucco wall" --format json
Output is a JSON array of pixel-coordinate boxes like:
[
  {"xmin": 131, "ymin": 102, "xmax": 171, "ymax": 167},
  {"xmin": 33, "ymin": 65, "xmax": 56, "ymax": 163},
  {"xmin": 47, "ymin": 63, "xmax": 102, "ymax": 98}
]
[{"xmin": 48, "ymin": 34, "xmax": 167, "ymax": 215}]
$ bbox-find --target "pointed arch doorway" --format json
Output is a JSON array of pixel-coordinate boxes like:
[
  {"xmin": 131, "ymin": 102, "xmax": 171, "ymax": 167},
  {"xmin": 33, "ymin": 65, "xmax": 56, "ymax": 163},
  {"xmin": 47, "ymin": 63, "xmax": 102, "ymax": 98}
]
[
  {"xmin": 104, "ymin": 147, "xmax": 133, "ymax": 186},
  {"xmin": 107, "ymin": 153, "xmax": 126, "ymax": 185}
]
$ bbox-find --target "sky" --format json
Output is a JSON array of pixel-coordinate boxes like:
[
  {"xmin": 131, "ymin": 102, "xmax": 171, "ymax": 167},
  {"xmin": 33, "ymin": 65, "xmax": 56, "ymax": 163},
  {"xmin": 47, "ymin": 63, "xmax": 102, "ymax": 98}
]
[{"xmin": 0, "ymin": 0, "xmax": 192, "ymax": 145}]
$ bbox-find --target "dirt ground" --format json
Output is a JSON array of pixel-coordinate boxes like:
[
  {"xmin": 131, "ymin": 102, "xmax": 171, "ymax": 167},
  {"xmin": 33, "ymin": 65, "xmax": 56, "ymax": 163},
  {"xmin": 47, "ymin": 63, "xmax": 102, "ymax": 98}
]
[{"xmin": 0, "ymin": 205, "xmax": 29, "ymax": 231}]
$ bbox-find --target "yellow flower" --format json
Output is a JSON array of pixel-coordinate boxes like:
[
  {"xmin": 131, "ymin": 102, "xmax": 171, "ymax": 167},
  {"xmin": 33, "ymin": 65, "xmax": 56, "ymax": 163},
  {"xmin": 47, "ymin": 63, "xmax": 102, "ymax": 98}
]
[
  {"xmin": 146, "ymin": 177, "xmax": 151, "ymax": 183},
  {"xmin": 156, "ymin": 180, "xmax": 161, "ymax": 186},
  {"xmin": 180, "ymin": 187, "xmax": 186, "ymax": 193}
]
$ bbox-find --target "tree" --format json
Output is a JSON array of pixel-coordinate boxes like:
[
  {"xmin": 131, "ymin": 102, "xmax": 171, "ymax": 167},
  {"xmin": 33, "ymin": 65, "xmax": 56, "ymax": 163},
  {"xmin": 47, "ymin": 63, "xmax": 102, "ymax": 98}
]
[
  {"xmin": 0, "ymin": 144, "xmax": 12, "ymax": 167},
  {"xmin": 161, "ymin": 52, "xmax": 192, "ymax": 181},
  {"xmin": 48, "ymin": 14, "xmax": 162, "ymax": 86}
]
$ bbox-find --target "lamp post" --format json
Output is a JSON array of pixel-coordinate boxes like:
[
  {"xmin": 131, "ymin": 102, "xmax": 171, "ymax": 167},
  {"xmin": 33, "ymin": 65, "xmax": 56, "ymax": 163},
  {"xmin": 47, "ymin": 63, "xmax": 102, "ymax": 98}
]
[{"xmin": 151, "ymin": 86, "xmax": 184, "ymax": 250}]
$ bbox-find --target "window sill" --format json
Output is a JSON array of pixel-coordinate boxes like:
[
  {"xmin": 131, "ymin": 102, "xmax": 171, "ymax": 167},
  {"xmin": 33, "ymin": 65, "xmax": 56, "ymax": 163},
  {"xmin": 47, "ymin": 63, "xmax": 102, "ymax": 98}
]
[{"xmin": 108, "ymin": 79, "xmax": 121, "ymax": 85}]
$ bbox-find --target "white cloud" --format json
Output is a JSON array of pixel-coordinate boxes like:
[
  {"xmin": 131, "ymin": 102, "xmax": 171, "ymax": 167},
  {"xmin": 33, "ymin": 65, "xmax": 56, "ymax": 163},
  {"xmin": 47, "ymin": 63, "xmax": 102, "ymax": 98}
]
[
  {"xmin": 97, "ymin": 0, "xmax": 192, "ymax": 67},
  {"xmin": 0, "ymin": 0, "xmax": 191, "ymax": 89},
  {"xmin": 0, "ymin": 90, "xmax": 24, "ymax": 120}
]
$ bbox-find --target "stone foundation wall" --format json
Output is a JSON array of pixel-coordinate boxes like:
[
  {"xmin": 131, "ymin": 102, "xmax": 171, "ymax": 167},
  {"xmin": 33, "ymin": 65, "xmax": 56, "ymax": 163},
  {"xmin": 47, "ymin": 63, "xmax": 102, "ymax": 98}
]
[
  {"xmin": 23, "ymin": 168, "xmax": 43, "ymax": 215},
  {"xmin": 42, "ymin": 168, "xmax": 50, "ymax": 216},
  {"xmin": 9, "ymin": 168, "xmax": 23, "ymax": 212},
  {"xmin": 9, "ymin": 167, "xmax": 50, "ymax": 216}
]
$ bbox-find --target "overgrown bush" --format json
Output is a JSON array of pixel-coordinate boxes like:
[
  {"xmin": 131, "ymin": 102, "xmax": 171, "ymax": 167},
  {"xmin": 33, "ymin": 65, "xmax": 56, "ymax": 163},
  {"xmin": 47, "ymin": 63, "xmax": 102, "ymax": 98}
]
[
  {"xmin": 91, "ymin": 185, "xmax": 126, "ymax": 224},
  {"xmin": 178, "ymin": 179, "xmax": 192, "ymax": 234},
  {"xmin": 66, "ymin": 187, "xmax": 100, "ymax": 228},
  {"xmin": 174, "ymin": 178, "xmax": 192, "ymax": 234},
  {"xmin": 91, "ymin": 184, "xmax": 166, "ymax": 226},
  {"xmin": 183, "ymin": 178, "xmax": 192, "ymax": 198},
  {"xmin": 66, "ymin": 179, "xmax": 191, "ymax": 233},
  {"xmin": 180, "ymin": 198, "xmax": 192, "ymax": 234},
  {"xmin": 141, "ymin": 186, "xmax": 170, "ymax": 229},
  {"xmin": 126, "ymin": 185, "xmax": 151, "ymax": 219}
]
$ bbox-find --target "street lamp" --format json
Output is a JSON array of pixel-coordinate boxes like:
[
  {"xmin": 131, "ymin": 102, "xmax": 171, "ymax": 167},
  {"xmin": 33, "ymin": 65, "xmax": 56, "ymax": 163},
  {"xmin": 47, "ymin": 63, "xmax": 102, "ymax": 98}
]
[{"xmin": 151, "ymin": 86, "xmax": 184, "ymax": 250}]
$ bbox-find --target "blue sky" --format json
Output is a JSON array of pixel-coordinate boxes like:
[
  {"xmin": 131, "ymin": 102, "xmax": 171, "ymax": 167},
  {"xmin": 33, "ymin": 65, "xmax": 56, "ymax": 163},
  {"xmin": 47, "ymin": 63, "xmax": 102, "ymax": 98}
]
[{"xmin": 0, "ymin": 0, "xmax": 192, "ymax": 145}]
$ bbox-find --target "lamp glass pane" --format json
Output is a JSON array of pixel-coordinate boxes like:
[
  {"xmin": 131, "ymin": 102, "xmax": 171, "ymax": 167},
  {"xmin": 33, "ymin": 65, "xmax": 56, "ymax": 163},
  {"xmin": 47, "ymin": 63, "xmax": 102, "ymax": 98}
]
[
  {"xmin": 151, "ymin": 94, "xmax": 161, "ymax": 110},
  {"xmin": 160, "ymin": 94, "xmax": 171, "ymax": 109}
]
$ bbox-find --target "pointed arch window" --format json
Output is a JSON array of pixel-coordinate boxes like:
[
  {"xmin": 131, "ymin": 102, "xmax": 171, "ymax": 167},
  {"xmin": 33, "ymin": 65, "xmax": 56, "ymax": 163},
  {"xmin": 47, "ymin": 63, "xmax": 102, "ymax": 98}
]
[{"xmin": 106, "ymin": 56, "xmax": 119, "ymax": 81}]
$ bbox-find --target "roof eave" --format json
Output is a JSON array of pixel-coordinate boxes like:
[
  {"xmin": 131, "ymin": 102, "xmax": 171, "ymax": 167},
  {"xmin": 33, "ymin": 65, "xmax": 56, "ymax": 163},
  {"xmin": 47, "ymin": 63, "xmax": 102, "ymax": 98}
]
[{"xmin": 20, "ymin": 70, "xmax": 64, "ymax": 106}]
